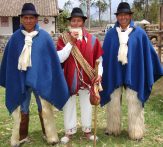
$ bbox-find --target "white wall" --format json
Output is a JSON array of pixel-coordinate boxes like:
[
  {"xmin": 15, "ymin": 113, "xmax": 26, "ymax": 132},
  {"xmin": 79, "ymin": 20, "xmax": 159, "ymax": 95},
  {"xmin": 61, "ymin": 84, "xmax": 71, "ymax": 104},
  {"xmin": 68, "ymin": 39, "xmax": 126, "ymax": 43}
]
[
  {"xmin": 0, "ymin": 16, "xmax": 56, "ymax": 35},
  {"xmin": 0, "ymin": 17, "xmax": 13, "ymax": 35},
  {"xmin": 38, "ymin": 17, "xmax": 56, "ymax": 35}
]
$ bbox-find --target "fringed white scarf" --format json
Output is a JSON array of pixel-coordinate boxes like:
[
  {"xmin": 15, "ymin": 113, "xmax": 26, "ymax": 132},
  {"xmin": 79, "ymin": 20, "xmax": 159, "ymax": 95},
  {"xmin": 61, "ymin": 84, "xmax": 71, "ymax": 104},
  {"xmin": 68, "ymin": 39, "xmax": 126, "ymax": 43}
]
[
  {"xmin": 18, "ymin": 30, "xmax": 38, "ymax": 71},
  {"xmin": 116, "ymin": 27, "xmax": 133, "ymax": 65}
]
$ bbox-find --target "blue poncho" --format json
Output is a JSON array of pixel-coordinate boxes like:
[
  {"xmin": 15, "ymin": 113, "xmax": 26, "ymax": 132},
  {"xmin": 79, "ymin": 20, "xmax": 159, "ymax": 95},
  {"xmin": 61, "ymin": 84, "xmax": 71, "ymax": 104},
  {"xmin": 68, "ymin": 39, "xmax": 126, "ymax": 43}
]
[
  {"xmin": 0, "ymin": 24, "xmax": 69, "ymax": 113},
  {"xmin": 101, "ymin": 21, "xmax": 163, "ymax": 106}
]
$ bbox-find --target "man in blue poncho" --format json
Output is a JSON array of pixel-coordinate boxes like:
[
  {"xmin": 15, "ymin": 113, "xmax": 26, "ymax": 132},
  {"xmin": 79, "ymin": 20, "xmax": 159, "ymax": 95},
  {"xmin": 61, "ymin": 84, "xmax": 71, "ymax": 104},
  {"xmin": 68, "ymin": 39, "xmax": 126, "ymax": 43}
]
[
  {"xmin": 0, "ymin": 3, "xmax": 70, "ymax": 147},
  {"xmin": 101, "ymin": 2, "xmax": 163, "ymax": 140}
]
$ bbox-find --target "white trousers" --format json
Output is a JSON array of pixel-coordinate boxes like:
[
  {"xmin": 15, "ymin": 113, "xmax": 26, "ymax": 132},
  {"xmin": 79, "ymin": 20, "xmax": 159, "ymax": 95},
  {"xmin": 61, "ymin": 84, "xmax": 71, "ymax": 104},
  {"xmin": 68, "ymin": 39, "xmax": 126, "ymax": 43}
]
[
  {"xmin": 106, "ymin": 87, "xmax": 144, "ymax": 140},
  {"xmin": 63, "ymin": 89, "xmax": 92, "ymax": 135}
]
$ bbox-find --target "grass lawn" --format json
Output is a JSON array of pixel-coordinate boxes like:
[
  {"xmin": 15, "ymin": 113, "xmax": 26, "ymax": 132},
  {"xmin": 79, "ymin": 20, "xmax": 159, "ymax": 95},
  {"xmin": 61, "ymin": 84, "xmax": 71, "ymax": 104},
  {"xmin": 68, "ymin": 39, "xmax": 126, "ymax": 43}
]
[{"xmin": 0, "ymin": 78, "xmax": 163, "ymax": 147}]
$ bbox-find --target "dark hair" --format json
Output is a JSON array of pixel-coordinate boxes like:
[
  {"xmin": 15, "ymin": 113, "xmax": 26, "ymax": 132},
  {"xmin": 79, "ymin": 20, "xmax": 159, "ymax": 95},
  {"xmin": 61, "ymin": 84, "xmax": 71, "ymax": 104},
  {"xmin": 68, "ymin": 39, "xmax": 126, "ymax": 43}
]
[{"xmin": 69, "ymin": 16, "xmax": 86, "ymax": 23}]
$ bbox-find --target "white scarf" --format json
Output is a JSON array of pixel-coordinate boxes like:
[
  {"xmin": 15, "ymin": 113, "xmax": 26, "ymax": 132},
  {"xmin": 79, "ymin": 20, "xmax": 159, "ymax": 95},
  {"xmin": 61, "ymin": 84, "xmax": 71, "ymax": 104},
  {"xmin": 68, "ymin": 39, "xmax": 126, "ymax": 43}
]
[
  {"xmin": 116, "ymin": 27, "xmax": 133, "ymax": 65},
  {"xmin": 18, "ymin": 30, "xmax": 38, "ymax": 71}
]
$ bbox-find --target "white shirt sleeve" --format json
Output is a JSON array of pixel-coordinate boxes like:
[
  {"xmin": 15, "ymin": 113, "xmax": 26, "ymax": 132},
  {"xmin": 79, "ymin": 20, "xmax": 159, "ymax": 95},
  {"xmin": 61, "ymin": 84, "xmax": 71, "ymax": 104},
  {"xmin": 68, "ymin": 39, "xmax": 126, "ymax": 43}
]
[
  {"xmin": 57, "ymin": 42, "xmax": 73, "ymax": 63},
  {"xmin": 98, "ymin": 56, "xmax": 103, "ymax": 76}
]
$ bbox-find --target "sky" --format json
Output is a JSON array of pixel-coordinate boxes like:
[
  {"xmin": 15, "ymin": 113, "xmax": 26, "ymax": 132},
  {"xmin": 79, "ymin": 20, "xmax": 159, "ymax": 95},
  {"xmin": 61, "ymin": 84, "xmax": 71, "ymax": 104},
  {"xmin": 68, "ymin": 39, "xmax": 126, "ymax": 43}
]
[
  {"xmin": 58, "ymin": 0, "xmax": 134, "ymax": 21},
  {"xmin": 58, "ymin": 0, "xmax": 134, "ymax": 9}
]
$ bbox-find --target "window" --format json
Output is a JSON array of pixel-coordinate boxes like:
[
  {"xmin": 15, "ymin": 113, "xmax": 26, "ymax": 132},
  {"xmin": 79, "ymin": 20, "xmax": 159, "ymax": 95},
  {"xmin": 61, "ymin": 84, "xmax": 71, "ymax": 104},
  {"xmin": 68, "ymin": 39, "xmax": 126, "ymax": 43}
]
[{"xmin": 1, "ymin": 17, "xmax": 9, "ymax": 27}]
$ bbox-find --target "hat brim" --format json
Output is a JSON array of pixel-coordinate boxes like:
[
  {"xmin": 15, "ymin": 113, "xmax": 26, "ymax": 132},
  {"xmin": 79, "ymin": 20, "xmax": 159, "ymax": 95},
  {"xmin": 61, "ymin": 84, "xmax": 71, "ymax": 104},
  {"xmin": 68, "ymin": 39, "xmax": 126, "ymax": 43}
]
[
  {"xmin": 19, "ymin": 10, "xmax": 39, "ymax": 16},
  {"xmin": 67, "ymin": 13, "xmax": 87, "ymax": 20},
  {"xmin": 114, "ymin": 10, "xmax": 134, "ymax": 15}
]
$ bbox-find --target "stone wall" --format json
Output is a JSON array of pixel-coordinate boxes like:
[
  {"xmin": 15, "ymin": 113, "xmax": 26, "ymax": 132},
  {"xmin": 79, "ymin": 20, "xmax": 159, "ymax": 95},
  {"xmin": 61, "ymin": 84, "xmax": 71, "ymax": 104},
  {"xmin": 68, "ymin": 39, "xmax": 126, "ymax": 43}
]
[
  {"xmin": 0, "ymin": 32, "xmax": 162, "ymax": 63},
  {"xmin": 0, "ymin": 33, "xmax": 59, "ymax": 53},
  {"xmin": 0, "ymin": 35, "xmax": 10, "ymax": 53}
]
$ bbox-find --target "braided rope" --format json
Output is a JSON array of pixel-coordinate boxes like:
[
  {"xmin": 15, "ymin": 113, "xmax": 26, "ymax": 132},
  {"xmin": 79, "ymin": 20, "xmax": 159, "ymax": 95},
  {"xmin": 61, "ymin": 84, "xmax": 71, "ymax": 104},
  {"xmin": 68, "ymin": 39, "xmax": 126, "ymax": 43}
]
[{"xmin": 61, "ymin": 32, "xmax": 96, "ymax": 80}]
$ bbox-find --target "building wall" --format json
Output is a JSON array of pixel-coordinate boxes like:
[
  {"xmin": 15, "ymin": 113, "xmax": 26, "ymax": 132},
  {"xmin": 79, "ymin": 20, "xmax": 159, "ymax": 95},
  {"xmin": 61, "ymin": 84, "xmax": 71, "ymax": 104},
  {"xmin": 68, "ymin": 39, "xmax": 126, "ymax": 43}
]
[
  {"xmin": 0, "ymin": 16, "xmax": 56, "ymax": 35},
  {"xmin": 0, "ymin": 17, "xmax": 13, "ymax": 35},
  {"xmin": 38, "ymin": 17, "xmax": 56, "ymax": 35}
]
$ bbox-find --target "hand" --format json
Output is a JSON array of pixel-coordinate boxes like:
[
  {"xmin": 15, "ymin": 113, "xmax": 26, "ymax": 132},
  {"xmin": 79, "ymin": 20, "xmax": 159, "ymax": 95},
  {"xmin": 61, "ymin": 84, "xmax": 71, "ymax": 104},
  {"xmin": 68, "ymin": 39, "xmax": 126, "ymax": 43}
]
[
  {"xmin": 70, "ymin": 31, "xmax": 78, "ymax": 45},
  {"xmin": 70, "ymin": 31, "xmax": 79, "ymax": 39}
]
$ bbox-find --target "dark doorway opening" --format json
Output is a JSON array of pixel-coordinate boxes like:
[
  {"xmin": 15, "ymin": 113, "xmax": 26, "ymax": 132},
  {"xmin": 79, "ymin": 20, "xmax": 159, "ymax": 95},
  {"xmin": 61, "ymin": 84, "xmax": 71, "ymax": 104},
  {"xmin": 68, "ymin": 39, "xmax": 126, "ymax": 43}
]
[{"xmin": 12, "ymin": 17, "xmax": 20, "ymax": 32}]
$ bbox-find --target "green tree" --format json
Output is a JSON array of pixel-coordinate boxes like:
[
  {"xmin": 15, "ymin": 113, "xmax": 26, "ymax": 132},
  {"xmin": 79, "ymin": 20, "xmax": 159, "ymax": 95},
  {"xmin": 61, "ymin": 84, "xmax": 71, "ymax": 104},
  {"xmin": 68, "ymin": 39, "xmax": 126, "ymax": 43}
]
[
  {"xmin": 148, "ymin": 0, "xmax": 159, "ymax": 23},
  {"xmin": 132, "ymin": 0, "xmax": 159, "ymax": 23},
  {"xmin": 56, "ymin": 0, "xmax": 73, "ymax": 33},
  {"xmin": 57, "ymin": 11, "xmax": 69, "ymax": 33},
  {"xmin": 132, "ymin": 0, "xmax": 145, "ymax": 20},
  {"xmin": 92, "ymin": 0, "xmax": 108, "ymax": 26},
  {"xmin": 79, "ymin": 0, "xmax": 93, "ymax": 29},
  {"xmin": 64, "ymin": 0, "xmax": 73, "ymax": 12}
]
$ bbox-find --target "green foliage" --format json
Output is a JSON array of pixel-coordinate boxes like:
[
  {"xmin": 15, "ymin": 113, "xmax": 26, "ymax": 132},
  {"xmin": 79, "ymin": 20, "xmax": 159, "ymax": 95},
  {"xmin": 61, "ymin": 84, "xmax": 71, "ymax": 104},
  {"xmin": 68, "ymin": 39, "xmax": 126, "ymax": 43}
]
[
  {"xmin": 57, "ymin": 11, "xmax": 69, "ymax": 33},
  {"xmin": 132, "ymin": 0, "xmax": 145, "ymax": 20},
  {"xmin": 95, "ymin": 0, "xmax": 108, "ymax": 13},
  {"xmin": 132, "ymin": 0, "xmax": 159, "ymax": 23},
  {"xmin": 148, "ymin": 0, "xmax": 159, "ymax": 23}
]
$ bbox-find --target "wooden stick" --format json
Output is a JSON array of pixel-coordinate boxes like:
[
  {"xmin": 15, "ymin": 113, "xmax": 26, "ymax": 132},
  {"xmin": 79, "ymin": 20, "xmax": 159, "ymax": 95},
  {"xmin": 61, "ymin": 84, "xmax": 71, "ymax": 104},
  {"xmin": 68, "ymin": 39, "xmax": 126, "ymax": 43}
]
[
  {"xmin": 94, "ymin": 105, "xmax": 97, "ymax": 147},
  {"xmin": 93, "ymin": 60, "xmax": 100, "ymax": 147}
]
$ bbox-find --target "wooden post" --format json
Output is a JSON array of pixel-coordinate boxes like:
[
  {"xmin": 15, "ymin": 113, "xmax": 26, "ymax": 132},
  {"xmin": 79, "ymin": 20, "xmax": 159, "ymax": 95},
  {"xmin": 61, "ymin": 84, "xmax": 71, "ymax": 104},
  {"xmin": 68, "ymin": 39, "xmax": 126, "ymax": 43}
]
[
  {"xmin": 159, "ymin": 5, "xmax": 163, "ymax": 62},
  {"xmin": 87, "ymin": 0, "xmax": 90, "ymax": 30},
  {"xmin": 94, "ymin": 106, "xmax": 97, "ymax": 147},
  {"xmin": 109, "ymin": 0, "xmax": 112, "ymax": 23},
  {"xmin": 158, "ymin": 32, "xmax": 161, "ymax": 61}
]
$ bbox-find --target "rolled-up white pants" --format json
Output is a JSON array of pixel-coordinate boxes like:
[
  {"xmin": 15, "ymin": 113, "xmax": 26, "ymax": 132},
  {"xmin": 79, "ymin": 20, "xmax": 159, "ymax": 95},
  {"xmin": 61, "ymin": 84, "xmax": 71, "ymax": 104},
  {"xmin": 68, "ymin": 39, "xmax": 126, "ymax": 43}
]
[{"xmin": 63, "ymin": 89, "xmax": 92, "ymax": 135}]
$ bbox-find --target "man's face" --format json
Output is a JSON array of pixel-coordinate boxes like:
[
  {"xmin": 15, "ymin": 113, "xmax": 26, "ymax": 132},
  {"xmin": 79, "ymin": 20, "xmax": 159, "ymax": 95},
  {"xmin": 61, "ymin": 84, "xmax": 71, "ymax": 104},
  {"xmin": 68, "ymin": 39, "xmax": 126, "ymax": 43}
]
[
  {"xmin": 21, "ymin": 15, "xmax": 38, "ymax": 32},
  {"xmin": 70, "ymin": 17, "xmax": 84, "ymax": 28},
  {"xmin": 116, "ymin": 13, "xmax": 132, "ymax": 29}
]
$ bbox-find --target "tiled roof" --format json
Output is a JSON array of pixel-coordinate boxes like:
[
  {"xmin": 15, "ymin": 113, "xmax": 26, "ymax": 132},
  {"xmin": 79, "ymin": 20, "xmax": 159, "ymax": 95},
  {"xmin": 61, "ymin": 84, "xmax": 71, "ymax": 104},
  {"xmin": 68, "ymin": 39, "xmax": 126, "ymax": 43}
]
[{"xmin": 0, "ymin": 0, "xmax": 59, "ymax": 16}]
